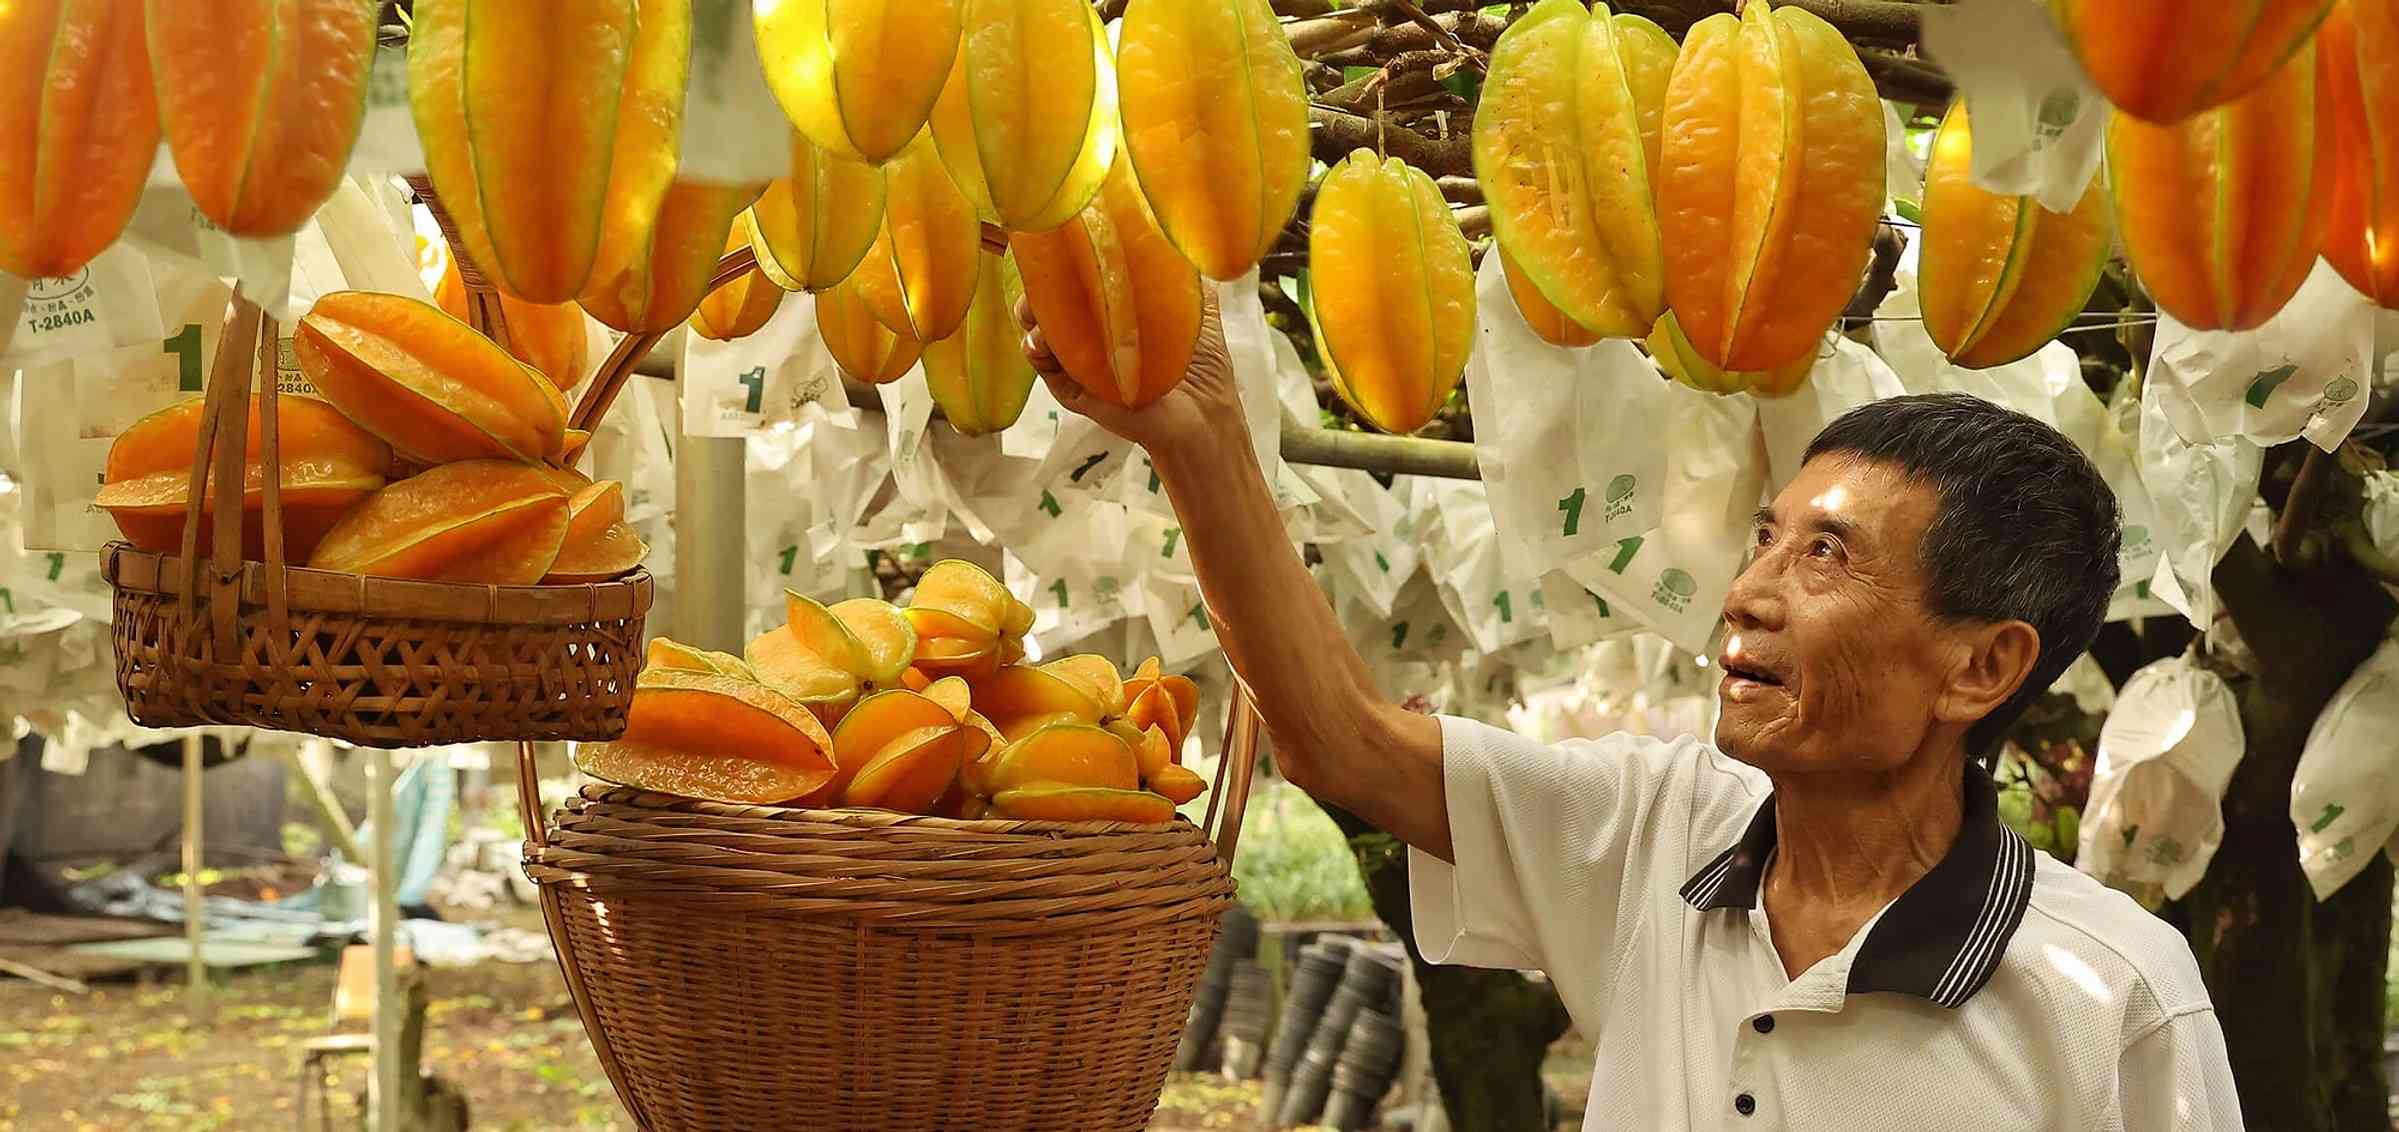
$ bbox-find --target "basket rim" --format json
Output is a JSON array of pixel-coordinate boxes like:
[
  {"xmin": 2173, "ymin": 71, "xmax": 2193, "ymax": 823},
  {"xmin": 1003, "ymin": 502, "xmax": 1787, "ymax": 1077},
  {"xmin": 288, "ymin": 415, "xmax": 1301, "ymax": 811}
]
[
  {"xmin": 569, "ymin": 783, "xmax": 1214, "ymax": 839},
  {"xmin": 103, "ymin": 541, "xmax": 654, "ymax": 626}
]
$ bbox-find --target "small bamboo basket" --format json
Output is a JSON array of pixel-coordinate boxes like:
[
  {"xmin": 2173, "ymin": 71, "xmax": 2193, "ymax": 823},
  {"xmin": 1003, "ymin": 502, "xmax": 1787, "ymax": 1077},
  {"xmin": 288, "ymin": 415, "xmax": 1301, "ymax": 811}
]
[
  {"xmin": 103, "ymin": 182, "xmax": 669, "ymax": 747},
  {"xmin": 515, "ymin": 688, "xmax": 1264, "ymax": 1131}
]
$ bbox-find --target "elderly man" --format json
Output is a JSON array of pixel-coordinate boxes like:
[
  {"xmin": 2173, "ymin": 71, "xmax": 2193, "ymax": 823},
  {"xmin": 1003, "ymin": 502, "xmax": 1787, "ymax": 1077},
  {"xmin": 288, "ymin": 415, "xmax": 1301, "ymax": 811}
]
[{"xmin": 1018, "ymin": 298, "xmax": 2241, "ymax": 1129}]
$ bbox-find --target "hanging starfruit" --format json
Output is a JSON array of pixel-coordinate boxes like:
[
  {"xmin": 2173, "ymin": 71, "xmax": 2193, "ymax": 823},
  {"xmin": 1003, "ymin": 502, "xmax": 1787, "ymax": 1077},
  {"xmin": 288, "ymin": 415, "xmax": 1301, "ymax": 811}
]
[
  {"xmin": 409, "ymin": 0, "xmax": 638, "ymax": 302},
  {"xmin": 1657, "ymin": 1, "xmax": 1884, "ymax": 372},
  {"xmin": 695, "ymin": 215, "xmax": 787, "ymax": 341},
  {"xmin": 924, "ymin": 248, "xmax": 1036, "ymax": 435},
  {"xmin": 753, "ymin": 0, "xmax": 961, "ymax": 166},
  {"xmin": 1475, "ymin": 0, "xmax": 1675, "ymax": 340},
  {"xmin": 750, "ymin": 131, "xmax": 885, "ymax": 293},
  {"xmin": 1500, "ymin": 247, "xmax": 1602, "ymax": 349},
  {"xmin": 0, "ymin": 0, "xmax": 157, "ymax": 279},
  {"xmin": 1014, "ymin": 156, "xmax": 1203, "ymax": 410},
  {"xmin": 1308, "ymin": 150, "xmax": 1476, "ymax": 435},
  {"xmin": 2108, "ymin": 45, "xmax": 2330, "ymax": 331},
  {"xmin": 572, "ymin": 0, "xmax": 691, "ymax": 330},
  {"xmin": 2051, "ymin": 0, "xmax": 2335, "ymax": 124},
  {"xmin": 435, "ymin": 254, "xmax": 590, "ymax": 391},
  {"xmin": 851, "ymin": 132, "xmax": 979, "ymax": 342},
  {"xmin": 1646, "ymin": 312, "xmax": 1813, "ymax": 398},
  {"xmin": 581, "ymin": 179, "xmax": 767, "ymax": 334},
  {"xmin": 2321, "ymin": 0, "xmax": 2399, "ymax": 309},
  {"xmin": 818, "ymin": 271, "xmax": 922, "ymax": 385},
  {"xmin": 147, "ymin": 0, "xmax": 377, "ymax": 237},
  {"xmin": 1919, "ymin": 103, "xmax": 2115, "ymax": 369},
  {"xmin": 1117, "ymin": 0, "xmax": 1308, "ymax": 282},
  {"xmin": 935, "ymin": 0, "xmax": 1117, "ymax": 233}
]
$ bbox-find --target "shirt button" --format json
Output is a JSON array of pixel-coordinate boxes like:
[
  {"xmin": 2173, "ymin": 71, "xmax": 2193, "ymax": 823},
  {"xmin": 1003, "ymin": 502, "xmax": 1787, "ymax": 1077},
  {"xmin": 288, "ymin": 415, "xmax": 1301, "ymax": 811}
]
[
  {"xmin": 1735, "ymin": 1093, "xmax": 1757, "ymax": 1116},
  {"xmin": 1753, "ymin": 1014, "xmax": 1775, "ymax": 1034}
]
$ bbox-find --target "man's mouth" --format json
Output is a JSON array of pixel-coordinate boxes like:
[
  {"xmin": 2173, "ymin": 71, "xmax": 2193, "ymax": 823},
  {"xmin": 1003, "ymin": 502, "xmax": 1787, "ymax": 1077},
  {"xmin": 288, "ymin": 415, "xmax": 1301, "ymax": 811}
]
[{"xmin": 1720, "ymin": 658, "xmax": 1783, "ymax": 687}]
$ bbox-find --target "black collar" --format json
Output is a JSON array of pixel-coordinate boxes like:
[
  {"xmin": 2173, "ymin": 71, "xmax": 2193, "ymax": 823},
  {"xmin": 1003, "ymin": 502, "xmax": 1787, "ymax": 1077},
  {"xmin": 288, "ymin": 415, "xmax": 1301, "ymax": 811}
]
[{"xmin": 1677, "ymin": 769, "xmax": 2036, "ymax": 1009}]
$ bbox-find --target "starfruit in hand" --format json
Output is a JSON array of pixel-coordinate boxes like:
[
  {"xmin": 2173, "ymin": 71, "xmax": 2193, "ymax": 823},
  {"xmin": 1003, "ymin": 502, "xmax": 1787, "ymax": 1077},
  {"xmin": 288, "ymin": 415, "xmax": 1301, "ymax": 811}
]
[{"xmin": 1013, "ymin": 156, "xmax": 1203, "ymax": 410}]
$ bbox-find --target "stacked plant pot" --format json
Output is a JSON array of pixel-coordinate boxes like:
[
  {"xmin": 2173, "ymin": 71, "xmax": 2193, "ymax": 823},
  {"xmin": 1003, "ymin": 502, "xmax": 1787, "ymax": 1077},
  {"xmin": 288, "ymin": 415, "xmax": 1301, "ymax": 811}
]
[
  {"xmin": 1321, "ymin": 1006, "xmax": 1408, "ymax": 1130},
  {"xmin": 1277, "ymin": 946, "xmax": 1404, "ymax": 1127},
  {"xmin": 1175, "ymin": 905, "xmax": 1261, "ymax": 1072},
  {"xmin": 1259, "ymin": 936, "xmax": 1353, "ymax": 1122},
  {"xmin": 1216, "ymin": 962, "xmax": 1276, "ymax": 1079}
]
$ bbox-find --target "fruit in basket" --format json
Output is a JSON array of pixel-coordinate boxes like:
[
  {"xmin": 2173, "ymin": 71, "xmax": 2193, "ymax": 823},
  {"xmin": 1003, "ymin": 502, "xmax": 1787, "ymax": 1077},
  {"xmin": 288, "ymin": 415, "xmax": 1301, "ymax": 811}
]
[
  {"xmin": 148, "ymin": 0, "xmax": 377, "ymax": 236},
  {"xmin": 1117, "ymin": 0, "xmax": 1308, "ymax": 282},
  {"xmin": 817, "ymin": 269, "xmax": 924, "ymax": 384},
  {"xmin": 2108, "ymin": 45, "xmax": 2330, "ymax": 331},
  {"xmin": 985, "ymin": 722, "xmax": 1139, "ymax": 794},
  {"xmin": 1309, "ymin": 150, "xmax": 1477, "ymax": 434},
  {"xmin": 904, "ymin": 560, "xmax": 1032, "ymax": 680},
  {"xmin": 1042, "ymin": 655, "xmax": 1127, "ymax": 717},
  {"xmin": 436, "ymin": 256, "xmax": 590, "ymax": 391},
  {"xmin": 1658, "ymin": 1, "xmax": 1883, "ymax": 373},
  {"xmin": 694, "ymin": 215, "xmax": 786, "ymax": 341},
  {"xmin": 97, "ymin": 394, "xmax": 391, "ymax": 562},
  {"xmin": 2320, "ymin": 0, "xmax": 2399, "ymax": 309},
  {"xmin": 750, "ymin": 132, "xmax": 886, "ymax": 293},
  {"xmin": 852, "ymin": 133, "xmax": 980, "ymax": 342},
  {"xmin": 580, "ymin": 177, "xmax": 768, "ymax": 334},
  {"xmin": 573, "ymin": 667, "xmax": 838, "ymax": 806},
  {"xmin": 973, "ymin": 664, "xmax": 1106, "ymax": 742},
  {"xmin": 991, "ymin": 784, "xmax": 1176, "ymax": 824},
  {"xmin": 0, "ymin": 0, "xmax": 158, "ymax": 279},
  {"xmin": 1499, "ymin": 246, "xmax": 1604, "ymax": 350},
  {"xmin": 2051, "ymin": 0, "xmax": 2336, "ymax": 124},
  {"xmin": 1148, "ymin": 763, "xmax": 1207, "ymax": 806},
  {"xmin": 1013, "ymin": 156, "xmax": 1203, "ymax": 410},
  {"xmin": 933, "ymin": 0, "xmax": 1117, "ymax": 232},
  {"xmin": 306, "ymin": 459, "xmax": 572, "ymax": 584},
  {"xmin": 749, "ymin": 593, "xmax": 920, "ymax": 722},
  {"xmin": 540, "ymin": 471, "xmax": 647, "ymax": 583},
  {"xmin": 1121, "ymin": 657, "xmax": 1200, "ymax": 762},
  {"xmin": 1475, "ymin": 0, "xmax": 1672, "ymax": 341},
  {"xmin": 822, "ymin": 681, "xmax": 989, "ymax": 810},
  {"xmin": 753, "ymin": 0, "xmax": 960, "ymax": 166},
  {"xmin": 923, "ymin": 248, "xmax": 1037, "ymax": 436},
  {"xmin": 646, "ymin": 638, "xmax": 752, "ymax": 678},
  {"xmin": 296, "ymin": 291, "xmax": 571, "ymax": 465},
  {"xmin": 1919, "ymin": 103, "xmax": 2115, "ymax": 369},
  {"xmin": 1646, "ymin": 311, "xmax": 1814, "ymax": 397},
  {"xmin": 409, "ymin": 0, "xmax": 641, "ymax": 302}
]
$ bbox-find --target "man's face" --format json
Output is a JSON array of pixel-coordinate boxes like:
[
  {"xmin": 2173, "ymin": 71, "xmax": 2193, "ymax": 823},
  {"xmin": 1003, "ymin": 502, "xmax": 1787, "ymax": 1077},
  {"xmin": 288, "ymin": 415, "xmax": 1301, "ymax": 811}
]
[{"xmin": 1713, "ymin": 455, "xmax": 1962, "ymax": 775}]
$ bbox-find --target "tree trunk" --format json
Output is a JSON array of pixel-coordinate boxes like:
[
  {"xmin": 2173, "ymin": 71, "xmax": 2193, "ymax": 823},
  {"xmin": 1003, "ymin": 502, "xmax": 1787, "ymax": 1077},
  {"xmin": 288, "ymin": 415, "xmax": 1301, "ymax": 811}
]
[
  {"xmin": 2178, "ymin": 536, "xmax": 2396, "ymax": 1128},
  {"xmin": 1325, "ymin": 806, "xmax": 1574, "ymax": 1132}
]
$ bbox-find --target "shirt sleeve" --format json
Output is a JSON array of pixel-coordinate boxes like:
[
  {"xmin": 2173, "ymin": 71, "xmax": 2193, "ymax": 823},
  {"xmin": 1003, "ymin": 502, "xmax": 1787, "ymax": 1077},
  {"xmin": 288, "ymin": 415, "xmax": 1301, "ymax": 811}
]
[
  {"xmin": 2117, "ymin": 1008, "xmax": 2243, "ymax": 1131},
  {"xmin": 1408, "ymin": 714, "xmax": 1705, "ymax": 978}
]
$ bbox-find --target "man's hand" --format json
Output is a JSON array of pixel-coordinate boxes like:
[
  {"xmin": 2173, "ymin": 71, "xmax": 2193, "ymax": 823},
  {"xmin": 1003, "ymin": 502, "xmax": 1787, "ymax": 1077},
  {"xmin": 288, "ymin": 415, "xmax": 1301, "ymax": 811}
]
[{"xmin": 1014, "ymin": 291, "xmax": 1243, "ymax": 459}]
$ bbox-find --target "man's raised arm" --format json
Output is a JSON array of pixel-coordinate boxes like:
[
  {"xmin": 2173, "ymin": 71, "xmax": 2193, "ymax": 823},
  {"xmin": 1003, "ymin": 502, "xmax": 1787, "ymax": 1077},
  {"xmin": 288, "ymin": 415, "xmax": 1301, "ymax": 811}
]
[{"xmin": 1016, "ymin": 295, "xmax": 1452, "ymax": 860}]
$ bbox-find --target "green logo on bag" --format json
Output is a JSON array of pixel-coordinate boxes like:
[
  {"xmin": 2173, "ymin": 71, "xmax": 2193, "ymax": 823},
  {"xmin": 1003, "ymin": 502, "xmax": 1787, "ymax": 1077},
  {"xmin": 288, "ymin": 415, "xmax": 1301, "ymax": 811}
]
[
  {"xmin": 1606, "ymin": 474, "xmax": 1637, "ymax": 521},
  {"xmin": 2311, "ymin": 802, "xmax": 2345, "ymax": 834},
  {"xmin": 2121, "ymin": 525, "xmax": 2151, "ymax": 553},
  {"xmin": 1653, "ymin": 568, "xmax": 1697, "ymax": 611},
  {"xmin": 2245, "ymin": 364, "xmax": 2298, "ymax": 408},
  {"xmin": 2325, "ymin": 378, "xmax": 2359, "ymax": 403}
]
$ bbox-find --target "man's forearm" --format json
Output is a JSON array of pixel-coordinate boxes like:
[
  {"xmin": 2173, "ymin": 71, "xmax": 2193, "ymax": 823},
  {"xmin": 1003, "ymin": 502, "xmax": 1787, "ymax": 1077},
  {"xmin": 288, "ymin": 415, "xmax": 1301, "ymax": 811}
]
[{"xmin": 1148, "ymin": 430, "xmax": 1452, "ymax": 860}]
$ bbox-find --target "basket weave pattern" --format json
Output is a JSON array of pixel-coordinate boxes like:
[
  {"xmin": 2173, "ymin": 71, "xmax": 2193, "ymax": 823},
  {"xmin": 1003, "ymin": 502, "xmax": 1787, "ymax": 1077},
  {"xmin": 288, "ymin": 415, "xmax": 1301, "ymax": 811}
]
[{"xmin": 528, "ymin": 787, "xmax": 1236, "ymax": 1131}]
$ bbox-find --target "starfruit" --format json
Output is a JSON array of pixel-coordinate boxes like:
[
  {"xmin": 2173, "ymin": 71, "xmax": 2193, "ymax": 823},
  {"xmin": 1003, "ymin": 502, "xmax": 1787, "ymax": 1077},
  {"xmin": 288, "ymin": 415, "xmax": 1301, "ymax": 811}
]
[
  {"xmin": 1013, "ymin": 156, "xmax": 1203, "ymax": 409},
  {"xmin": 2052, "ymin": 0, "xmax": 2335, "ymax": 124},
  {"xmin": 991, "ymin": 784, "xmax": 1175, "ymax": 824},
  {"xmin": 824, "ymin": 683, "xmax": 987, "ymax": 812},
  {"xmin": 1308, "ymin": 150, "xmax": 1476, "ymax": 435},
  {"xmin": 307, "ymin": 460, "xmax": 571, "ymax": 584},
  {"xmin": 923, "ymin": 247, "xmax": 1036, "ymax": 436},
  {"xmin": 972, "ymin": 664, "xmax": 1106, "ymax": 744},
  {"xmin": 694, "ymin": 215, "xmax": 787, "ymax": 340},
  {"xmin": 750, "ymin": 132, "xmax": 885, "ymax": 293},
  {"xmin": 1499, "ymin": 245, "xmax": 1603, "ymax": 349},
  {"xmin": 2108, "ymin": 45, "xmax": 2331, "ymax": 331},
  {"xmin": 2321, "ymin": 0, "xmax": 2399, "ymax": 309},
  {"xmin": 852, "ymin": 132, "xmax": 980, "ymax": 342},
  {"xmin": 540, "ymin": 468, "xmax": 647, "ymax": 584},
  {"xmin": 935, "ymin": 0, "xmax": 1117, "ymax": 232},
  {"xmin": 435, "ymin": 254, "xmax": 590, "ymax": 391},
  {"xmin": 295, "ymin": 290, "xmax": 569, "ymax": 465},
  {"xmin": 645, "ymin": 637, "xmax": 752, "ymax": 679},
  {"xmin": 147, "ymin": 0, "xmax": 377, "ymax": 237},
  {"xmin": 903, "ymin": 559, "xmax": 1028, "ymax": 681},
  {"xmin": 984, "ymin": 722, "xmax": 1138, "ymax": 794},
  {"xmin": 97, "ymin": 395, "xmax": 390, "ymax": 563},
  {"xmin": 1475, "ymin": 0, "xmax": 1674, "ymax": 340},
  {"xmin": 580, "ymin": 178, "xmax": 767, "ymax": 334},
  {"xmin": 1657, "ymin": 1, "xmax": 1884, "ymax": 372},
  {"xmin": 409, "ymin": 0, "xmax": 638, "ymax": 302},
  {"xmin": 817, "ymin": 269, "xmax": 922, "ymax": 384},
  {"xmin": 753, "ymin": 0, "xmax": 961, "ymax": 166},
  {"xmin": 1647, "ymin": 312, "xmax": 1813, "ymax": 398},
  {"xmin": 1119, "ymin": 657, "xmax": 1199, "ymax": 762},
  {"xmin": 570, "ymin": 0, "xmax": 708, "ymax": 333},
  {"xmin": 1041, "ymin": 655, "xmax": 1126, "ymax": 718},
  {"xmin": 573, "ymin": 667, "xmax": 838, "ymax": 806},
  {"xmin": 1117, "ymin": 0, "xmax": 1308, "ymax": 281},
  {"xmin": 1919, "ymin": 103, "xmax": 2115, "ymax": 369},
  {"xmin": 748, "ymin": 592, "xmax": 919, "ymax": 724},
  {"xmin": 0, "ymin": 0, "xmax": 157, "ymax": 279}
]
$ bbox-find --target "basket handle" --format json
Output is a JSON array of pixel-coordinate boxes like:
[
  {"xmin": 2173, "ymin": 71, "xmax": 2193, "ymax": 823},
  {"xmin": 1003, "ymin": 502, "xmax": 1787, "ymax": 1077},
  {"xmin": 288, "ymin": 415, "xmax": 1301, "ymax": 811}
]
[
  {"xmin": 169, "ymin": 293, "xmax": 266, "ymax": 677},
  {"xmin": 404, "ymin": 174, "xmax": 516, "ymax": 357},
  {"xmin": 563, "ymin": 247, "xmax": 761, "ymax": 437},
  {"xmin": 1203, "ymin": 680, "xmax": 1263, "ymax": 868}
]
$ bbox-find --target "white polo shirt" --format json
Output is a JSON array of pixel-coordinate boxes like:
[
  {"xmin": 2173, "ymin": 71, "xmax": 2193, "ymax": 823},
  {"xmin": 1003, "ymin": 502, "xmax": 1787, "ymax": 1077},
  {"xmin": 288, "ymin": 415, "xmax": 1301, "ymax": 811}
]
[{"xmin": 1411, "ymin": 716, "xmax": 2242, "ymax": 1131}]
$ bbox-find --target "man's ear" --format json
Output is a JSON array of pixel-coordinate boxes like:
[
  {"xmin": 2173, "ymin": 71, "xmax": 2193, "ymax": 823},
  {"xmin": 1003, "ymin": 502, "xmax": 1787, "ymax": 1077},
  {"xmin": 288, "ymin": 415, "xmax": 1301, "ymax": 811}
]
[{"xmin": 1936, "ymin": 620, "xmax": 2042, "ymax": 727}]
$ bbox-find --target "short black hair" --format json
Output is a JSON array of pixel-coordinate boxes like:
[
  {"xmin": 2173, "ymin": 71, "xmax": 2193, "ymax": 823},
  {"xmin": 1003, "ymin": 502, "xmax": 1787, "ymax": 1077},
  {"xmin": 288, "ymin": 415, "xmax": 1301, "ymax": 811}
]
[{"xmin": 1804, "ymin": 393, "xmax": 2120, "ymax": 761}]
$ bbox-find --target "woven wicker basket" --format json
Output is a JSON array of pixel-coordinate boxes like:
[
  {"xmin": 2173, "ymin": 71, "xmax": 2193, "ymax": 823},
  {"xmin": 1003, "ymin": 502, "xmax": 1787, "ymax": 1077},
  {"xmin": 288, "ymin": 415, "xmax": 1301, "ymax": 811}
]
[
  {"xmin": 516, "ymin": 688, "xmax": 1264, "ymax": 1131},
  {"xmin": 101, "ymin": 182, "xmax": 690, "ymax": 747}
]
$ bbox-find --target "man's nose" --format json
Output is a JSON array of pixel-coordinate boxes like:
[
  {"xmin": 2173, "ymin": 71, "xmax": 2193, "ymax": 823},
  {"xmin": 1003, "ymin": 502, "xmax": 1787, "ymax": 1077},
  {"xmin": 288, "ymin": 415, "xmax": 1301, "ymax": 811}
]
[{"xmin": 1721, "ymin": 549, "xmax": 1780, "ymax": 631}]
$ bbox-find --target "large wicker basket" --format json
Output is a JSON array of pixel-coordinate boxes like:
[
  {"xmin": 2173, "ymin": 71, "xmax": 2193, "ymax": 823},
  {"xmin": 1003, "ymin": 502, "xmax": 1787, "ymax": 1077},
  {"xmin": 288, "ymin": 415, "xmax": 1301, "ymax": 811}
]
[{"xmin": 516, "ymin": 689, "xmax": 1264, "ymax": 1131}]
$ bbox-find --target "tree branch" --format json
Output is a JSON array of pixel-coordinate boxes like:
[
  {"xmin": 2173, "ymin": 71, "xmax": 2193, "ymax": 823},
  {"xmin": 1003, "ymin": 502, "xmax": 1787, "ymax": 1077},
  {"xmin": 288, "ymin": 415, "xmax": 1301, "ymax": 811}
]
[
  {"xmin": 1311, "ymin": 105, "xmax": 1476, "ymax": 177},
  {"xmin": 2272, "ymin": 444, "xmax": 2335, "ymax": 566},
  {"xmin": 1616, "ymin": 0, "xmax": 1923, "ymax": 47}
]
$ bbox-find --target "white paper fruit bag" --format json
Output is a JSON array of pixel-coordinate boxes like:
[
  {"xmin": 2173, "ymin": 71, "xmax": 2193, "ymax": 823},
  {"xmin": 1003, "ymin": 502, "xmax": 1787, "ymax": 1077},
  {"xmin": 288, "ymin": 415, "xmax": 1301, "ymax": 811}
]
[
  {"xmin": 2076, "ymin": 655, "xmax": 2245, "ymax": 905},
  {"xmin": 2293, "ymin": 637, "xmax": 2399, "ymax": 900}
]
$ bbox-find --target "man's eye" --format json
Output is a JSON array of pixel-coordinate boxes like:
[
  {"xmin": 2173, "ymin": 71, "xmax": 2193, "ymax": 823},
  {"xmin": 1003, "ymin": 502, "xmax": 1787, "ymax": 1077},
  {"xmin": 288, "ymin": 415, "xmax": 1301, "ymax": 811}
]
[
  {"xmin": 1754, "ymin": 527, "xmax": 1773, "ymax": 548},
  {"xmin": 1809, "ymin": 536, "xmax": 1837, "ymax": 559}
]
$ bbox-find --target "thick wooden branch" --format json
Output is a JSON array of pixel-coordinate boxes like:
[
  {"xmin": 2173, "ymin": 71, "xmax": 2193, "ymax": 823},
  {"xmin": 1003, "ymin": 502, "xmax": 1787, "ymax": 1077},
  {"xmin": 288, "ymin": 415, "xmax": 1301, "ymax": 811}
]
[
  {"xmin": 1311, "ymin": 105, "xmax": 1475, "ymax": 177},
  {"xmin": 1616, "ymin": 0, "xmax": 1923, "ymax": 47}
]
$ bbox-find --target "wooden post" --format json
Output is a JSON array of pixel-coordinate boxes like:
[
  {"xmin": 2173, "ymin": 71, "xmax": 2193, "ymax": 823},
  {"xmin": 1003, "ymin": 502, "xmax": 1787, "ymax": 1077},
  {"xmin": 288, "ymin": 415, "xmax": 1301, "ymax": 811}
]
[
  {"xmin": 368, "ymin": 747, "xmax": 401, "ymax": 1132},
  {"xmin": 180, "ymin": 733, "xmax": 208, "ymax": 1022}
]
